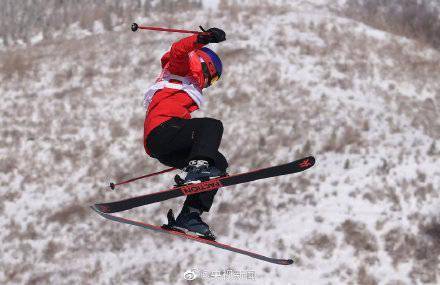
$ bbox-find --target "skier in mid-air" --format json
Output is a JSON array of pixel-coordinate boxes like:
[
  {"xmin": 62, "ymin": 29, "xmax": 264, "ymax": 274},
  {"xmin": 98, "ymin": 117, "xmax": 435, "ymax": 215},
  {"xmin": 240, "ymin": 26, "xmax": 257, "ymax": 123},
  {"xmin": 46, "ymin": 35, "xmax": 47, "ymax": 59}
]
[
  {"xmin": 91, "ymin": 23, "xmax": 315, "ymax": 264},
  {"xmin": 143, "ymin": 27, "xmax": 227, "ymax": 239}
]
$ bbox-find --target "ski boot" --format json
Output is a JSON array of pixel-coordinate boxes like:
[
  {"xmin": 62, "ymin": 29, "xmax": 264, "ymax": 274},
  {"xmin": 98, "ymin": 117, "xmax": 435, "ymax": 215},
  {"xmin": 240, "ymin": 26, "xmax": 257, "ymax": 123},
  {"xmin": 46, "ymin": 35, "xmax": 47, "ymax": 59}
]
[
  {"xmin": 174, "ymin": 159, "xmax": 225, "ymax": 186},
  {"xmin": 162, "ymin": 208, "xmax": 216, "ymax": 240}
]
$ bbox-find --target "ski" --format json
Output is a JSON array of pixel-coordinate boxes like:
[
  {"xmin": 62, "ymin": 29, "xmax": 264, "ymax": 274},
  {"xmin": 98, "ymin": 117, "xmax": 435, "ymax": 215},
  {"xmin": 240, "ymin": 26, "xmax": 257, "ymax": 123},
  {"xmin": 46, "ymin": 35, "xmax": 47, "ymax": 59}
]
[
  {"xmin": 91, "ymin": 205, "xmax": 295, "ymax": 265},
  {"xmin": 94, "ymin": 156, "xmax": 315, "ymax": 213}
]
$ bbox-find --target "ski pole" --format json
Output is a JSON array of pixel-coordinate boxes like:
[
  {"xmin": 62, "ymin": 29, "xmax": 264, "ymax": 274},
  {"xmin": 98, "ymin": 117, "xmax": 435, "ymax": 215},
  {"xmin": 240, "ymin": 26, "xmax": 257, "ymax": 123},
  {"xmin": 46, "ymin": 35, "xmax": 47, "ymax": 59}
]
[
  {"xmin": 131, "ymin": 23, "xmax": 209, "ymax": 35},
  {"xmin": 109, "ymin": 167, "xmax": 177, "ymax": 190}
]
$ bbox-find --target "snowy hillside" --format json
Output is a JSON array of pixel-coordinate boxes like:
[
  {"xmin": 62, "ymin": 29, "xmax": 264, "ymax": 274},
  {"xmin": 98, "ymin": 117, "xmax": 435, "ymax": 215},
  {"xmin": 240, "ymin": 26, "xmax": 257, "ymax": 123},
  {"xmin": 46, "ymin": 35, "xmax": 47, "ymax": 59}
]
[{"xmin": 1, "ymin": 0, "xmax": 439, "ymax": 284}]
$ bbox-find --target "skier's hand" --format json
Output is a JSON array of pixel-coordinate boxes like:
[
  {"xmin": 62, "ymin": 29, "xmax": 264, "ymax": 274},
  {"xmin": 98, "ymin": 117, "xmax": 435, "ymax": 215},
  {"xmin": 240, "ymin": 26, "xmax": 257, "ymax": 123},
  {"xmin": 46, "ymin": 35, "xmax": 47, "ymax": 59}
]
[
  {"xmin": 197, "ymin": 27, "xmax": 226, "ymax": 44},
  {"xmin": 207, "ymin": 28, "xmax": 226, "ymax": 43}
]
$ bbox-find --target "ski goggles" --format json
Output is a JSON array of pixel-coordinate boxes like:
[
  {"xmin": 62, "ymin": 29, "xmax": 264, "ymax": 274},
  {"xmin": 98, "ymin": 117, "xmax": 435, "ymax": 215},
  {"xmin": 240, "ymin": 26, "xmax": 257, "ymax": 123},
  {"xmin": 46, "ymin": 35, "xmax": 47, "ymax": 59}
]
[{"xmin": 199, "ymin": 56, "xmax": 220, "ymax": 87}]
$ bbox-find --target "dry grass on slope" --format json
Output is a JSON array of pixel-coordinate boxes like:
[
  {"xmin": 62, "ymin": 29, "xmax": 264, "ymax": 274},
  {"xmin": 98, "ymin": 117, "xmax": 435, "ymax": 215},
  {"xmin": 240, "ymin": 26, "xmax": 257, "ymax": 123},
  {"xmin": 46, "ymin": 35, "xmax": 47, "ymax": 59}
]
[
  {"xmin": 343, "ymin": 0, "xmax": 440, "ymax": 50},
  {"xmin": 0, "ymin": 0, "xmax": 203, "ymax": 47}
]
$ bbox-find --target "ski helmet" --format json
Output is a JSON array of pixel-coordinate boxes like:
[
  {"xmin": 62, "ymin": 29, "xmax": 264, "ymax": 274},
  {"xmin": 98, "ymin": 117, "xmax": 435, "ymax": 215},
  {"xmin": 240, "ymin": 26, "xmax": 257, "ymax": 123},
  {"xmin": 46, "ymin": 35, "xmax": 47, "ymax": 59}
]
[{"xmin": 196, "ymin": 47, "xmax": 222, "ymax": 88}]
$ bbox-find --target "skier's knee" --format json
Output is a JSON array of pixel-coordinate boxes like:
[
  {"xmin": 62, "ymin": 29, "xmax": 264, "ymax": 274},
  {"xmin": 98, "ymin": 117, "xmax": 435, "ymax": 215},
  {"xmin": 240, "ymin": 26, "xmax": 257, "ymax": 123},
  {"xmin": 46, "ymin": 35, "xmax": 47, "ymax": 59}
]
[
  {"xmin": 214, "ymin": 119, "xmax": 223, "ymax": 133},
  {"xmin": 205, "ymin": 118, "xmax": 223, "ymax": 132}
]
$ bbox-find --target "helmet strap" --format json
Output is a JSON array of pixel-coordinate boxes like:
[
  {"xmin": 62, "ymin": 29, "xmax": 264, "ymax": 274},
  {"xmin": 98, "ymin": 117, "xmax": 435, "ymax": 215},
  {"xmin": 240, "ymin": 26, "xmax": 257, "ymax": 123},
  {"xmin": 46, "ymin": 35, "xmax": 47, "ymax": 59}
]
[{"xmin": 201, "ymin": 60, "xmax": 212, "ymax": 87}]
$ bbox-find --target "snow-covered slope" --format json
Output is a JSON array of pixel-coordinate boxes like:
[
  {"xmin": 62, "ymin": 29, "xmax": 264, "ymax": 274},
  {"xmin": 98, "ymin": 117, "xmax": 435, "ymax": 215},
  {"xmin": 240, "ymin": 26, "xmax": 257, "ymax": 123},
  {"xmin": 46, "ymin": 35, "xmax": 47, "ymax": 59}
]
[{"xmin": 1, "ymin": 1, "xmax": 439, "ymax": 284}]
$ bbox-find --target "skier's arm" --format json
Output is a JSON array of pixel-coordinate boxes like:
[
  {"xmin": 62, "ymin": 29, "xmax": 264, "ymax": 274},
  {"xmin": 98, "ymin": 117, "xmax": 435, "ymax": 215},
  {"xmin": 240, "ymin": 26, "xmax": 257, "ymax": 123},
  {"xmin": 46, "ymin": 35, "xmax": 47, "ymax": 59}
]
[
  {"xmin": 167, "ymin": 28, "xmax": 226, "ymax": 75},
  {"xmin": 167, "ymin": 34, "xmax": 204, "ymax": 75}
]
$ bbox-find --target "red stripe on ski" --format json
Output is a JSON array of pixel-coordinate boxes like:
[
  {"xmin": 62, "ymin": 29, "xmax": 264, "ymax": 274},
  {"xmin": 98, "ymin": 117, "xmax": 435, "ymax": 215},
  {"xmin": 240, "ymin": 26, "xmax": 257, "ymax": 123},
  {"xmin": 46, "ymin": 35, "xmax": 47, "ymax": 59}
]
[
  {"xmin": 91, "ymin": 206, "xmax": 294, "ymax": 265},
  {"xmin": 180, "ymin": 178, "xmax": 223, "ymax": 195}
]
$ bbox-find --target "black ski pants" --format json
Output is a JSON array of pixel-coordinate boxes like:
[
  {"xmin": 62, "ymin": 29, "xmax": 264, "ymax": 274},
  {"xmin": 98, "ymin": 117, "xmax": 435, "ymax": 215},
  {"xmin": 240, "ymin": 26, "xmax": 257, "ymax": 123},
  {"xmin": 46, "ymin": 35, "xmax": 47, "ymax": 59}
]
[{"xmin": 146, "ymin": 117, "xmax": 228, "ymax": 212}]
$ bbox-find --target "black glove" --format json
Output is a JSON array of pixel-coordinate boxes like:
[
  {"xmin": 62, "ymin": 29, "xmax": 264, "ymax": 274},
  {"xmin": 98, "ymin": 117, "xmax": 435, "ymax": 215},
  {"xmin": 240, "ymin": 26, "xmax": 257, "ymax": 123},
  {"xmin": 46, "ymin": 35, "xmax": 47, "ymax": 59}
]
[{"xmin": 197, "ymin": 27, "xmax": 226, "ymax": 44}]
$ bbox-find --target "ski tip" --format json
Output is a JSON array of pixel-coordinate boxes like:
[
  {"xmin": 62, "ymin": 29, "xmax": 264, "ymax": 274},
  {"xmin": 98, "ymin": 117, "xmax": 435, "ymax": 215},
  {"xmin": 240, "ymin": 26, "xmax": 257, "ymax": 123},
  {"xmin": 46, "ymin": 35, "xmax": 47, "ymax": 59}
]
[
  {"xmin": 90, "ymin": 205, "xmax": 103, "ymax": 213},
  {"xmin": 90, "ymin": 205, "xmax": 100, "ymax": 214},
  {"xmin": 306, "ymin": 155, "xmax": 316, "ymax": 163},
  {"xmin": 269, "ymin": 258, "xmax": 294, "ymax": 265},
  {"xmin": 91, "ymin": 204, "xmax": 113, "ymax": 214},
  {"xmin": 297, "ymin": 156, "xmax": 315, "ymax": 169}
]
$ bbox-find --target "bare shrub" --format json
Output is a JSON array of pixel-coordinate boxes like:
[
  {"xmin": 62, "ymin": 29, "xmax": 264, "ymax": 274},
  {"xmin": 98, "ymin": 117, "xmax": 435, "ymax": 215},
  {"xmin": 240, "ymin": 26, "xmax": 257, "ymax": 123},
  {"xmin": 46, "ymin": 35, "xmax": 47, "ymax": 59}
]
[
  {"xmin": 100, "ymin": 228, "xmax": 127, "ymax": 252},
  {"xmin": 340, "ymin": 220, "xmax": 378, "ymax": 254},
  {"xmin": 301, "ymin": 140, "xmax": 312, "ymax": 156},
  {"xmin": 343, "ymin": 0, "xmax": 440, "ymax": 50},
  {"xmin": 342, "ymin": 125, "xmax": 362, "ymax": 148},
  {"xmin": 0, "ymin": 51, "xmax": 31, "ymax": 79},
  {"xmin": 220, "ymin": 48, "xmax": 250, "ymax": 64},
  {"xmin": 414, "ymin": 184, "xmax": 434, "ymax": 204},
  {"xmin": 210, "ymin": 213, "xmax": 231, "ymax": 236},
  {"xmin": 382, "ymin": 222, "xmax": 438, "ymax": 278},
  {"xmin": 128, "ymin": 113, "xmax": 144, "ymax": 130},
  {"xmin": 156, "ymin": 0, "xmax": 202, "ymax": 12},
  {"xmin": 323, "ymin": 129, "xmax": 338, "ymax": 152},
  {"xmin": 218, "ymin": 0, "xmax": 290, "ymax": 22},
  {"xmin": 421, "ymin": 220, "xmax": 440, "ymax": 248},
  {"xmin": 27, "ymin": 273, "xmax": 51, "ymax": 285},
  {"xmin": 4, "ymin": 263, "xmax": 32, "ymax": 284},
  {"xmin": 83, "ymin": 66, "xmax": 98, "ymax": 80},
  {"xmin": 427, "ymin": 141, "xmax": 437, "ymax": 156},
  {"xmin": 4, "ymin": 220, "xmax": 39, "ymax": 241},
  {"xmin": 384, "ymin": 227, "xmax": 416, "ymax": 266},
  {"xmin": 110, "ymin": 121, "xmax": 128, "ymax": 139},
  {"xmin": 216, "ymin": 201, "xmax": 232, "ymax": 214},
  {"xmin": 281, "ymin": 181, "xmax": 297, "ymax": 194},
  {"xmin": 386, "ymin": 280, "xmax": 407, "ymax": 285},
  {"xmin": 43, "ymin": 241, "xmax": 62, "ymax": 261},
  {"xmin": 385, "ymin": 187, "xmax": 401, "ymax": 211},
  {"xmin": 46, "ymin": 204, "xmax": 88, "ymax": 224},
  {"xmin": 357, "ymin": 266, "xmax": 377, "ymax": 285},
  {"xmin": 234, "ymin": 217, "xmax": 260, "ymax": 233},
  {"xmin": 0, "ymin": 1, "xmax": 155, "ymax": 47},
  {"xmin": 85, "ymin": 261, "xmax": 103, "ymax": 280},
  {"xmin": 408, "ymin": 220, "xmax": 440, "ymax": 283},
  {"xmin": 344, "ymin": 159, "xmax": 350, "ymax": 169},
  {"xmin": 411, "ymin": 98, "xmax": 440, "ymax": 139},
  {"xmin": 138, "ymin": 266, "xmax": 153, "ymax": 284},
  {"xmin": 54, "ymin": 67, "xmax": 74, "ymax": 88},
  {"xmin": 0, "ymin": 157, "xmax": 17, "ymax": 173},
  {"xmin": 22, "ymin": 224, "xmax": 38, "ymax": 240},
  {"xmin": 79, "ymin": 5, "xmax": 112, "ymax": 31},
  {"xmin": 306, "ymin": 232, "xmax": 337, "ymax": 258},
  {"xmin": 323, "ymin": 125, "xmax": 363, "ymax": 153}
]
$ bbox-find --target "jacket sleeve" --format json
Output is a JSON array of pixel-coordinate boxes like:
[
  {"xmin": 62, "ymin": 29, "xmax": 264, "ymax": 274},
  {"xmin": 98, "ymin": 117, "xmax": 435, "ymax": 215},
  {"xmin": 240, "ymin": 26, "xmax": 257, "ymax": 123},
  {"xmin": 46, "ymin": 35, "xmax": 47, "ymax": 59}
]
[{"xmin": 167, "ymin": 34, "xmax": 205, "ymax": 76}]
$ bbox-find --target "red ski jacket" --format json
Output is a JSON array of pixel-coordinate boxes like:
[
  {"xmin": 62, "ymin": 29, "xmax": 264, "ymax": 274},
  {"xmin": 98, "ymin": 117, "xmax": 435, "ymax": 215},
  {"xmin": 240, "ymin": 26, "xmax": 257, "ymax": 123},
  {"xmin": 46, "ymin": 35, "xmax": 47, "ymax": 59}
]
[{"xmin": 143, "ymin": 35, "xmax": 206, "ymax": 155}]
